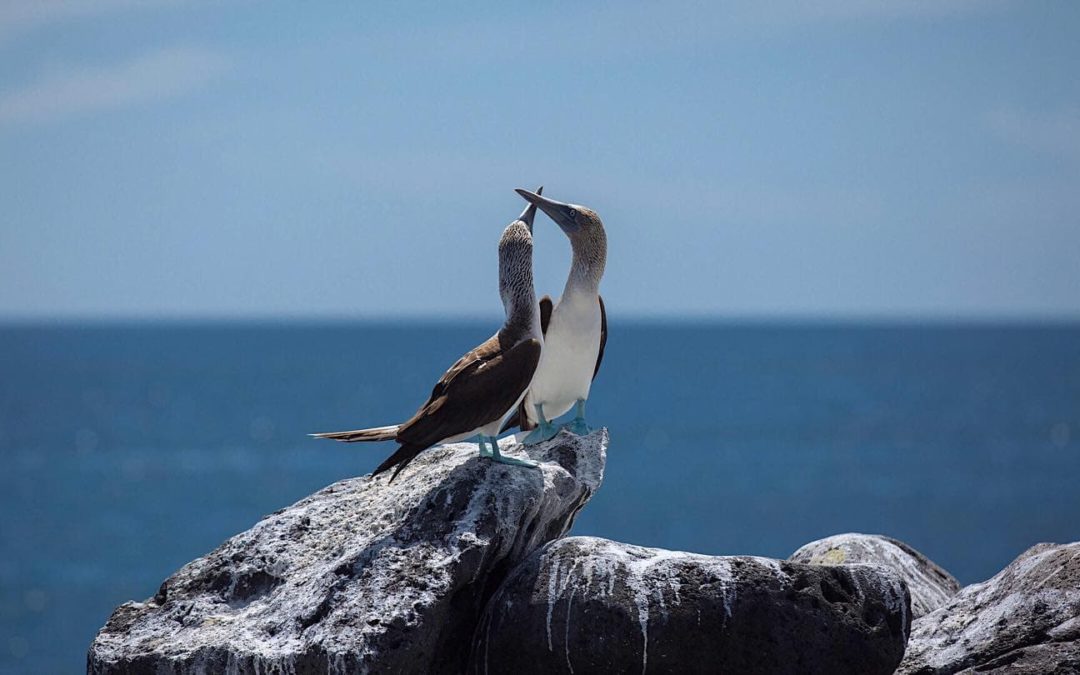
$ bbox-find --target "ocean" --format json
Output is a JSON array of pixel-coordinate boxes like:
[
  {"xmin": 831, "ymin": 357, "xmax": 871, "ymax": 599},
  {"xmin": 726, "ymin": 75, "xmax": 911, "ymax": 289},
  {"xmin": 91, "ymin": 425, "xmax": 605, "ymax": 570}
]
[{"xmin": 1, "ymin": 321, "xmax": 1078, "ymax": 673}]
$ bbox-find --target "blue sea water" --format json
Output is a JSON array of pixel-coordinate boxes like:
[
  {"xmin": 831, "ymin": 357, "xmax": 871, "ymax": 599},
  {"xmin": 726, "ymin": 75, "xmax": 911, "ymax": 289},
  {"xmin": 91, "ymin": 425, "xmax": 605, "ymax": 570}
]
[{"xmin": 1, "ymin": 321, "xmax": 1078, "ymax": 673}]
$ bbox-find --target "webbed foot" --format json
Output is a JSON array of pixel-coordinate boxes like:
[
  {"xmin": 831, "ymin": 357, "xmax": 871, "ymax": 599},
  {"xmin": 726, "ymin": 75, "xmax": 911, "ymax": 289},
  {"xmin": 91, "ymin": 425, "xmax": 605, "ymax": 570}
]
[
  {"xmin": 523, "ymin": 422, "xmax": 559, "ymax": 445},
  {"xmin": 487, "ymin": 437, "xmax": 540, "ymax": 469},
  {"xmin": 523, "ymin": 403, "xmax": 559, "ymax": 446},
  {"xmin": 563, "ymin": 418, "xmax": 591, "ymax": 435},
  {"xmin": 476, "ymin": 436, "xmax": 494, "ymax": 458},
  {"xmin": 561, "ymin": 399, "xmax": 592, "ymax": 436}
]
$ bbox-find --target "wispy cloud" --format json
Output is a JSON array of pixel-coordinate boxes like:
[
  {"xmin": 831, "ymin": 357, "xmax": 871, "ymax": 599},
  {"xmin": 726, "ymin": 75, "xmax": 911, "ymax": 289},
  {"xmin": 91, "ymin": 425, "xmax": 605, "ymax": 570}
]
[
  {"xmin": 986, "ymin": 107, "xmax": 1080, "ymax": 160},
  {"xmin": 0, "ymin": 46, "xmax": 228, "ymax": 127},
  {"xmin": 0, "ymin": 0, "xmax": 189, "ymax": 44}
]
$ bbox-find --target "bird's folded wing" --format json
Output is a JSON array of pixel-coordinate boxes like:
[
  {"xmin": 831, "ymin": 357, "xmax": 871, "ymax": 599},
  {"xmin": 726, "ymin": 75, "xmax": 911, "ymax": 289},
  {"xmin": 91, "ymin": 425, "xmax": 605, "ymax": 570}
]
[
  {"xmin": 423, "ymin": 347, "xmax": 480, "ymax": 402},
  {"xmin": 398, "ymin": 337, "xmax": 542, "ymax": 448},
  {"xmin": 593, "ymin": 295, "xmax": 607, "ymax": 380}
]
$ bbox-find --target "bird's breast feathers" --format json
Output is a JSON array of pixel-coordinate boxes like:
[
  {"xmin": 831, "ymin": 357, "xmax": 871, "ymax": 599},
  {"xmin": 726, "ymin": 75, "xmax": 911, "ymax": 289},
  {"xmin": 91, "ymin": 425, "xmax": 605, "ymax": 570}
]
[{"xmin": 528, "ymin": 296, "xmax": 601, "ymax": 410}]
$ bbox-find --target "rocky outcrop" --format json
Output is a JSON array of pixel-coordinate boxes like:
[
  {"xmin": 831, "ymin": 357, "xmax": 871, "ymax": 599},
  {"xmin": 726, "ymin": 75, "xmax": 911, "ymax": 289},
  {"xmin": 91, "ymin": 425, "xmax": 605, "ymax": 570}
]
[
  {"xmin": 88, "ymin": 430, "xmax": 607, "ymax": 674},
  {"xmin": 472, "ymin": 536, "xmax": 911, "ymax": 675},
  {"xmin": 88, "ymin": 416, "xmax": 1080, "ymax": 675},
  {"xmin": 789, "ymin": 533, "xmax": 960, "ymax": 618},
  {"xmin": 897, "ymin": 541, "xmax": 1080, "ymax": 675}
]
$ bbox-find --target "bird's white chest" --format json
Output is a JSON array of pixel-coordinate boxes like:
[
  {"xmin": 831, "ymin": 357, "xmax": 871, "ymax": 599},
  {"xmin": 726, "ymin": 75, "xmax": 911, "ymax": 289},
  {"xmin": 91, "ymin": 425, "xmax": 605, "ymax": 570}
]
[{"xmin": 528, "ymin": 295, "xmax": 601, "ymax": 418}]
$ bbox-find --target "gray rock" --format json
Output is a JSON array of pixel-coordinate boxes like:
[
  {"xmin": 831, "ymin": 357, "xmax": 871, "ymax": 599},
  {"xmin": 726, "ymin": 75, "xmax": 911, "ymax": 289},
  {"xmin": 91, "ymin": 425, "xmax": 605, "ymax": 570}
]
[
  {"xmin": 790, "ymin": 533, "xmax": 960, "ymax": 618},
  {"xmin": 472, "ymin": 536, "xmax": 911, "ymax": 675},
  {"xmin": 88, "ymin": 430, "xmax": 607, "ymax": 674},
  {"xmin": 964, "ymin": 641, "xmax": 1080, "ymax": 674},
  {"xmin": 897, "ymin": 541, "xmax": 1080, "ymax": 675}
]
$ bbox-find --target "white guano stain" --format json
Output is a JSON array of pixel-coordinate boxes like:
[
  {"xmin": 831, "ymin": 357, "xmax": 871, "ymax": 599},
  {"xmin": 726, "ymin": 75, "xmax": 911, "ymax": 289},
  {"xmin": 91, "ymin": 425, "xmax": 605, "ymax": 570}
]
[
  {"xmin": 546, "ymin": 557, "xmax": 561, "ymax": 651},
  {"xmin": 564, "ymin": 583, "xmax": 576, "ymax": 674}
]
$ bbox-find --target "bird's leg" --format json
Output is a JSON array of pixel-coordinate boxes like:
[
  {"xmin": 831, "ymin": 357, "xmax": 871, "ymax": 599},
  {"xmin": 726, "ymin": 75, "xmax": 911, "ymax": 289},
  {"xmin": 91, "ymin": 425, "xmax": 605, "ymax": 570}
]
[
  {"xmin": 562, "ymin": 399, "xmax": 592, "ymax": 435},
  {"xmin": 523, "ymin": 403, "xmax": 559, "ymax": 445},
  {"xmin": 487, "ymin": 436, "xmax": 540, "ymax": 469},
  {"xmin": 477, "ymin": 436, "xmax": 494, "ymax": 458}
]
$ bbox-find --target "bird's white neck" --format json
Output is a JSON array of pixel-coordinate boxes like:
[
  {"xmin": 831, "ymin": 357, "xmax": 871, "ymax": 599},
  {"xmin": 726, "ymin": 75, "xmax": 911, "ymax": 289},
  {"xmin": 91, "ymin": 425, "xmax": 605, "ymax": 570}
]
[{"xmin": 563, "ymin": 248, "xmax": 602, "ymax": 299}]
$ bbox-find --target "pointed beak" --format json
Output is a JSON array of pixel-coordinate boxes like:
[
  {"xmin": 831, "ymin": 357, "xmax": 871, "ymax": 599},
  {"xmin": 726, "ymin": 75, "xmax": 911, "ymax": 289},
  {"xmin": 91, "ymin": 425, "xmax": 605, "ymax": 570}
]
[
  {"xmin": 515, "ymin": 188, "xmax": 579, "ymax": 233},
  {"xmin": 517, "ymin": 185, "xmax": 543, "ymax": 232}
]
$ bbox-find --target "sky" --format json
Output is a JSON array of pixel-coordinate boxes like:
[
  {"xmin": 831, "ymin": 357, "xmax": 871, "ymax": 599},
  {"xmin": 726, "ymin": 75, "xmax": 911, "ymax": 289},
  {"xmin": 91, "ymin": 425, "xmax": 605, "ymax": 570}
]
[{"xmin": 0, "ymin": 1, "xmax": 1078, "ymax": 321}]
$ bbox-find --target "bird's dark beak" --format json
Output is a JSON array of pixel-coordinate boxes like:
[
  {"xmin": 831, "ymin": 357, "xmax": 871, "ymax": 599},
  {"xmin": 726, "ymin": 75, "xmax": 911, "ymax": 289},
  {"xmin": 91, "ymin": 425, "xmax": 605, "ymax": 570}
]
[
  {"xmin": 515, "ymin": 188, "xmax": 579, "ymax": 233},
  {"xmin": 518, "ymin": 185, "xmax": 543, "ymax": 233}
]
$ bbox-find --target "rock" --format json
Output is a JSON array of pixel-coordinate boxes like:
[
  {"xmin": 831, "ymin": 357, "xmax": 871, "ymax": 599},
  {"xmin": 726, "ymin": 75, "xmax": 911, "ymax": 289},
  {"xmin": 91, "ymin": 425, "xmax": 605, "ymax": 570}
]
[
  {"xmin": 966, "ymin": 641, "xmax": 1080, "ymax": 674},
  {"xmin": 88, "ymin": 430, "xmax": 608, "ymax": 674},
  {"xmin": 790, "ymin": 533, "xmax": 960, "ymax": 618},
  {"xmin": 472, "ymin": 536, "xmax": 911, "ymax": 675},
  {"xmin": 897, "ymin": 541, "xmax": 1080, "ymax": 675}
]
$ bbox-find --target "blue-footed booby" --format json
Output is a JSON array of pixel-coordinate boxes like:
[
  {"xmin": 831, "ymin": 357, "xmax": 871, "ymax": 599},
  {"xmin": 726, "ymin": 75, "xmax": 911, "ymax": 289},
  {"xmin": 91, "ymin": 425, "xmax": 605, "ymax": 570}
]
[
  {"xmin": 501, "ymin": 188, "xmax": 607, "ymax": 444},
  {"xmin": 311, "ymin": 191, "xmax": 545, "ymax": 481}
]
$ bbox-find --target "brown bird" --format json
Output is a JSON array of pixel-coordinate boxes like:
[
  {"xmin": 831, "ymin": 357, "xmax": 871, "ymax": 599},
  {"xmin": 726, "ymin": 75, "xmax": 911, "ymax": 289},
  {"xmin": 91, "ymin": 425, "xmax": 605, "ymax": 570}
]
[{"xmin": 311, "ymin": 191, "xmax": 545, "ymax": 481}]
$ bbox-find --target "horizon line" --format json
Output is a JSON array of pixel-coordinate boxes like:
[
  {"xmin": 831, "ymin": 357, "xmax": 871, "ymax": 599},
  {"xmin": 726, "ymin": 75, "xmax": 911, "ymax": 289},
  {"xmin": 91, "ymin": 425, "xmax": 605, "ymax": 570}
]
[{"xmin": 1, "ymin": 312, "xmax": 1079, "ymax": 328}]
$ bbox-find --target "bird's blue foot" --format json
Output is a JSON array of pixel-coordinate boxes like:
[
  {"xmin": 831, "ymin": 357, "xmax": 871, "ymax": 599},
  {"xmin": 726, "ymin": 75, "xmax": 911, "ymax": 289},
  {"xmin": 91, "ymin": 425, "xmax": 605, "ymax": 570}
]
[
  {"xmin": 561, "ymin": 399, "xmax": 592, "ymax": 436},
  {"xmin": 486, "ymin": 436, "xmax": 540, "ymax": 469},
  {"xmin": 523, "ymin": 403, "xmax": 558, "ymax": 446},
  {"xmin": 476, "ymin": 436, "xmax": 494, "ymax": 458},
  {"xmin": 523, "ymin": 423, "xmax": 558, "ymax": 445}
]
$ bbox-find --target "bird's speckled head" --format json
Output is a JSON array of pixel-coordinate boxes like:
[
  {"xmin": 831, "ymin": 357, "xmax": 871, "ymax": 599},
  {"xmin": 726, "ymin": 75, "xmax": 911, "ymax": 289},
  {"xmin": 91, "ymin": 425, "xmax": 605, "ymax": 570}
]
[{"xmin": 499, "ymin": 185, "xmax": 542, "ymax": 306}]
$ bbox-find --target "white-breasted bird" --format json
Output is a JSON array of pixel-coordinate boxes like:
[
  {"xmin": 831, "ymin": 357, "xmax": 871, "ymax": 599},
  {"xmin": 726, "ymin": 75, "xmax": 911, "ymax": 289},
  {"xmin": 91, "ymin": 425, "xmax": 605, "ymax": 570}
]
[{"xmin": 501, "ymin": 188, "xmax": 607, "ymax": 444}]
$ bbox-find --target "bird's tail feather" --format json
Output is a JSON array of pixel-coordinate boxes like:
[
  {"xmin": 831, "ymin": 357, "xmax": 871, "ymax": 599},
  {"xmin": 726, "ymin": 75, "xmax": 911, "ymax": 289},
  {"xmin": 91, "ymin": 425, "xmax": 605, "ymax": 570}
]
[
  {"xmin": 373, "ymin": 443, "xmax": 427, "ymax": 483},
  {"xmin": 309, "ymin": 424, "xmax": 399, "ymax": 443}
]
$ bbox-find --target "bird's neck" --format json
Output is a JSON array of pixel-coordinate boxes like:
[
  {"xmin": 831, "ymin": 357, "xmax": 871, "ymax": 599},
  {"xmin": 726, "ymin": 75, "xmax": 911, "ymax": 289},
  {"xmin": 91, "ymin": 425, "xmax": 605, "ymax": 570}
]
[
  {"xmin": 502, "ymin": 285, "xmax": 541, "ymax": 340},
  {"xmin": 564, "ymin": 241, "xmax": 605, "ymax": 299}
]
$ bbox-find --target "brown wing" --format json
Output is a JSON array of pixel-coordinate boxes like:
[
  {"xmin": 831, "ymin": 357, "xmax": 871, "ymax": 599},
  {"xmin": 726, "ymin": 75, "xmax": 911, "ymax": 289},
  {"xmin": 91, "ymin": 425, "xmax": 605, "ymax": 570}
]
[
  {"xmin": 422, "ymin": 341, "xmax": 490, "ymax": 404},
  {"xmin": 593, "ymin": 295, "xmax": 607, "ymax": 380},
  {"xmin": 396, "ymin": 337, "xmax": 542, "ymax": 450}
]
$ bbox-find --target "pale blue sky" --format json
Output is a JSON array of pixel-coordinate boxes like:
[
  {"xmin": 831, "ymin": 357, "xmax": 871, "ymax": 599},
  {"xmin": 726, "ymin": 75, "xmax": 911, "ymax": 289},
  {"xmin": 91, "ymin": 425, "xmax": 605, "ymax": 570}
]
[{"xmin": 1, "ymin": 1, "xmax": 1078, "ymax": 320}]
